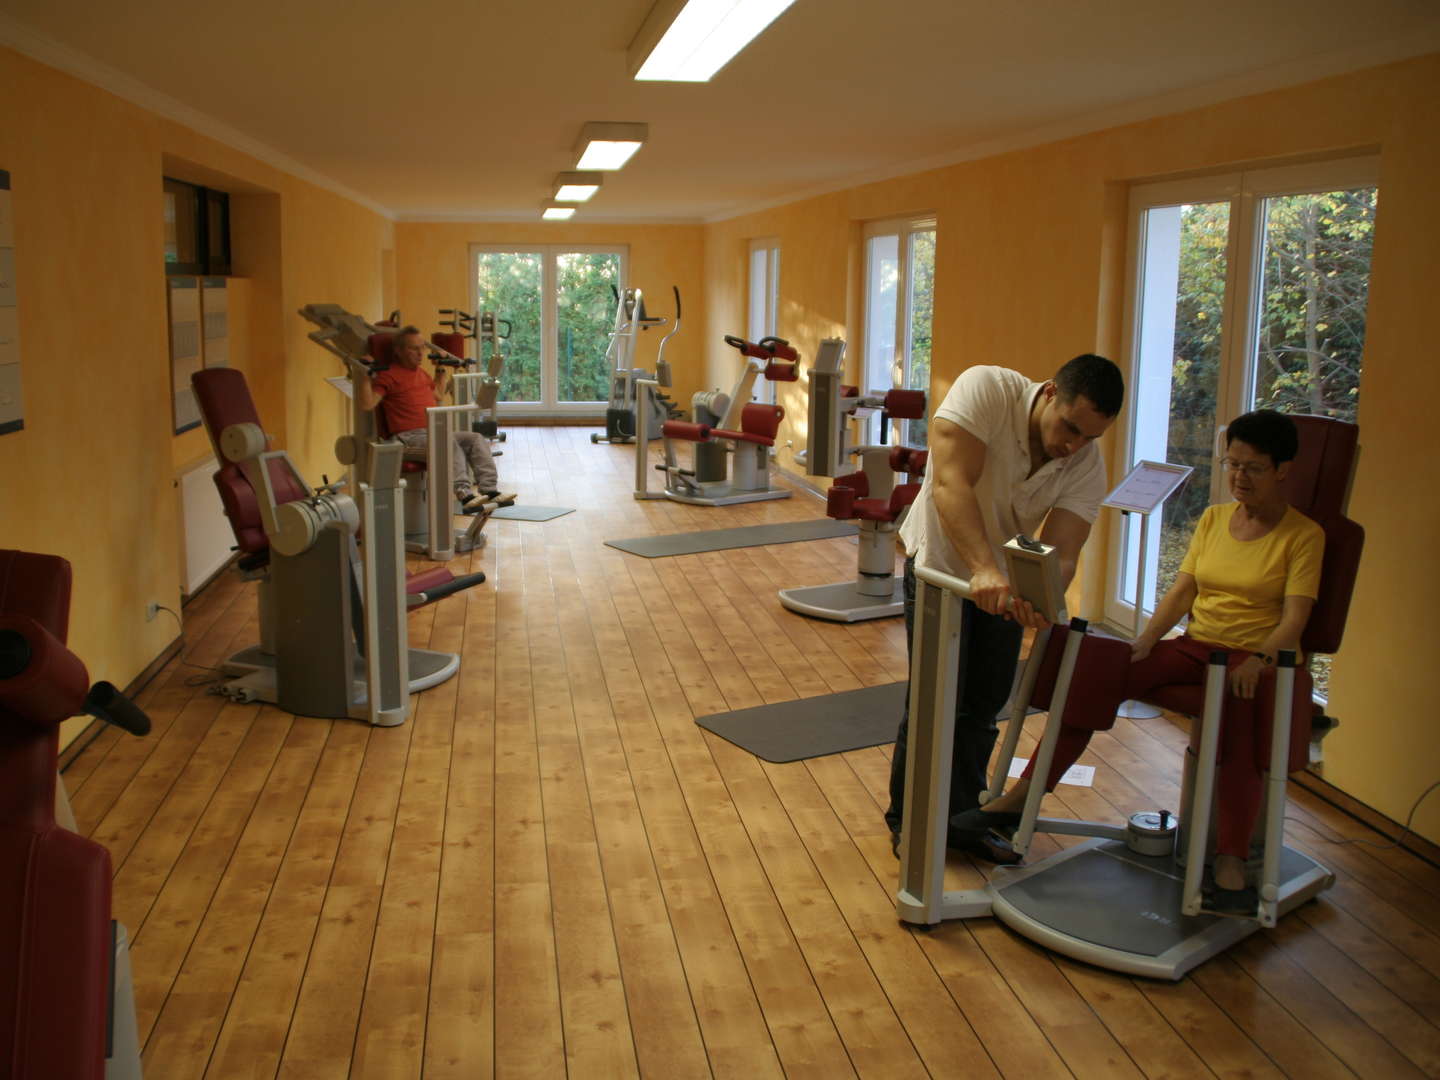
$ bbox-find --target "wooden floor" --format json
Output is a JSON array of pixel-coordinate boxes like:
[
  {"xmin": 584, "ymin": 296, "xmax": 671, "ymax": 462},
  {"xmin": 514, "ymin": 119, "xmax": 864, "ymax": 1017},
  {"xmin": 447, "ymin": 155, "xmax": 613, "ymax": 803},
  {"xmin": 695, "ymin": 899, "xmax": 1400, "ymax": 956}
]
[{"xmin": 64, "ymin": 427, "xmax": 1440, "ymax": 1079}]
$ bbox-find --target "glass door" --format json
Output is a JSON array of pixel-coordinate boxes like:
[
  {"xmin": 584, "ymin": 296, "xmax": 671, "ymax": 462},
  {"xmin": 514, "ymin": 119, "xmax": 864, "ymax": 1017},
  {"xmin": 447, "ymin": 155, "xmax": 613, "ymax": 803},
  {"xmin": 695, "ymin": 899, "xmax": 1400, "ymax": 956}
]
[
  {"xmin": 862, "ymin": 216, "xmax": 936, "ymax": 446},
  {"xmin": 472, "ymin": 244, "xmax": 626, "ymax": 415}
]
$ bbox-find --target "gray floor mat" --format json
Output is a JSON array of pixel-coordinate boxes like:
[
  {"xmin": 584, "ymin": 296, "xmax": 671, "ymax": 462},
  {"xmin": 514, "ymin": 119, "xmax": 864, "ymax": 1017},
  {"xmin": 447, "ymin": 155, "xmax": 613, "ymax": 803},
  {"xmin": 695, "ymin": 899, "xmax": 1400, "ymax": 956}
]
[
  {"xmin": 605, "ymin": 519, "xmax": 857, "ymax": 558},
  {"xmin": 696, "ymin": 682, "xmax": 906, "ymax": 763},
  {"xmin": 490, "ymin": 505, "xmax": 576, "ymax": 521}
]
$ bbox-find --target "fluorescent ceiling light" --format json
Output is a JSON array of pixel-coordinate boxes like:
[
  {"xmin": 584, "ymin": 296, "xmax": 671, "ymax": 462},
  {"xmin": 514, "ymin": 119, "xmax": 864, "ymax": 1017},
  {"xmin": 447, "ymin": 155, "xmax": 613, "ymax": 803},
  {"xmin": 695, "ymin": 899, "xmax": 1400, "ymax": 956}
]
[
  {"xmin": 629, "ymin": 0, "xmax": 797, "ymax": 82},
  {"xmin": 575, "ymin": 122, "xmax": 648, "ymax": 170},
  {"xmin": 542, "ymin": 205, "xmax": 576, "ymax": 220},
  {"xmin": 553, "ymin": 171, "xmax": 603, "ymax": 202}
]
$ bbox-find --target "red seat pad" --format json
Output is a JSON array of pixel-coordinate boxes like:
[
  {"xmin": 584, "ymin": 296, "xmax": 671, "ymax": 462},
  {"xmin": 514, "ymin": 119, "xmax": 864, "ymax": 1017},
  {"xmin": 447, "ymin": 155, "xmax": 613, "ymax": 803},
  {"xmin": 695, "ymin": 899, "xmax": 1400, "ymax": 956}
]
[{"xmin": 853, "ymin": 498, "xmax": 896, "ymax": 522}]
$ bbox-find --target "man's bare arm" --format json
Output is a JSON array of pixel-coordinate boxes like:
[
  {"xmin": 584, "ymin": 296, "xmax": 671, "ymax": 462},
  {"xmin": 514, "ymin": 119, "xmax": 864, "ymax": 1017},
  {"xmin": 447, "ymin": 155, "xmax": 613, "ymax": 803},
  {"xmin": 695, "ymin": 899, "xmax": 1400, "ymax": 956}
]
[{"xmin": 929, "ymin": 416, "xmax": 1010, "ymax": 614}]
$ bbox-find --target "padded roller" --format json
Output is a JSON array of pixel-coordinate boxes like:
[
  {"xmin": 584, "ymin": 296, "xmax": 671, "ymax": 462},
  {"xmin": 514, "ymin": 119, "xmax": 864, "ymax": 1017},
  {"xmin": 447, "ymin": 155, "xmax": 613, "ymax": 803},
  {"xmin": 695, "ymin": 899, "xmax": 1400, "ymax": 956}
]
[
  {"xmin": 663, "ymin": 420, "xmax": 712, "ymax": 442},
  {"xmin": 883, "ymin": 388, "xmax": 927, "ymax": 419},
  {"xmin": 764, "ymin": 360, "xmax": 799, "ymax": 382}
]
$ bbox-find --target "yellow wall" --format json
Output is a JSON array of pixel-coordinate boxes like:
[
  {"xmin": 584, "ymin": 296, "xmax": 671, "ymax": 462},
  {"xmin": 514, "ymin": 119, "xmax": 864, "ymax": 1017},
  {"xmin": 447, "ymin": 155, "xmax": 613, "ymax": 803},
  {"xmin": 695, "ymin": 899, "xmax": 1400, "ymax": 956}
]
[
  {"xmin": 0, "ymin": 47, "xmax": 391, "ymax": 746},
  {"xmin": 394, "ymin": 222, "xmax": 705, "ymax": 409},
  {"xmin": 703, "ymin": 53, "xmax": 1440, "ymax": 842},
  {"xmin": 5, "ymin": 38, "xmax": 1435, "ymax": 841}
]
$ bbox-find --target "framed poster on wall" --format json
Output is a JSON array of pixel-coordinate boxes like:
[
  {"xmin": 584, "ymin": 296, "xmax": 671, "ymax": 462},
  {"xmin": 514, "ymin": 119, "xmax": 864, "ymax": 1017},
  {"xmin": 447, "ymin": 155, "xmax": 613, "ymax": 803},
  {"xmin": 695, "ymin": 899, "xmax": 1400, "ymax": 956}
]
[{"xmin": 169, "ymin": 276, "xmax": 228, "ymax": 435}]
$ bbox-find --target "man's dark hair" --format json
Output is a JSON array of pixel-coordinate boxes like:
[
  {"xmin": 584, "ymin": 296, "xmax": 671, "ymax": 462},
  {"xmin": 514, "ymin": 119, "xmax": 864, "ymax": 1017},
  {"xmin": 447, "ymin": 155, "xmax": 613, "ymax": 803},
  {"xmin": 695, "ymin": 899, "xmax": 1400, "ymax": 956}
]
[
  {"xmin": 1226, "ymin": 409, "xmax": 1299, "ymax": 464},
  {"xmin": 395, "ymin": 324, "xmax": 423, "ymax": 341},
  {"xmin": 1053, "ymin": 353, "xmax": 1124, "ymax": 417}
]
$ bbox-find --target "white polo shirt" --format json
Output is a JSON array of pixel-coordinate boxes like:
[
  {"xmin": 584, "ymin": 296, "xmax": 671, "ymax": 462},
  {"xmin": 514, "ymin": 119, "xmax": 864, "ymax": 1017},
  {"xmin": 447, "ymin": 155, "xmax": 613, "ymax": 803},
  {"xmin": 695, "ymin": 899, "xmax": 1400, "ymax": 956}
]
[{"xmin": 898, "ymin": 365, "xmax": 1108, "ymax": 579}]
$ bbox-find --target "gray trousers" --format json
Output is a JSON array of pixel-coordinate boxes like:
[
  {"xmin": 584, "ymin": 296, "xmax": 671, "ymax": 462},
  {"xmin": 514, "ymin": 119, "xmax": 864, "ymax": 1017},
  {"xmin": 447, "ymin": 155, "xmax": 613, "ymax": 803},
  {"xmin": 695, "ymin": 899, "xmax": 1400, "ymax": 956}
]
[{"xmin": 394, "ymin": 427, "xmax": 498, "ymax": 493}]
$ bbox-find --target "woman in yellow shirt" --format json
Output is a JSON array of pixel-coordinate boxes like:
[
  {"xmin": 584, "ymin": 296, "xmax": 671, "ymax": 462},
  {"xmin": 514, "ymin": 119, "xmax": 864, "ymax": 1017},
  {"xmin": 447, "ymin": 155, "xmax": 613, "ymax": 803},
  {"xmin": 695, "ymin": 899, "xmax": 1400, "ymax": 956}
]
[{"xmin": 954, "ymin": 409, "xmax": 1324, "ymax": 914}]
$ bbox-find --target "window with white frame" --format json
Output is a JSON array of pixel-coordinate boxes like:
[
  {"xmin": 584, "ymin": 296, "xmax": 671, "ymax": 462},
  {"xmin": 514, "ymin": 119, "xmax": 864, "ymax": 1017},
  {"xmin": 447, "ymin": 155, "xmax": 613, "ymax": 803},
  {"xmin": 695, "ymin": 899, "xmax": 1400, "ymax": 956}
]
[
  {"xmin": 747, "ymin": 237, "xmax": 780, "ymax": 404},
  {"xmin": 1112, "ymin": 158, "xmax": 1378, "ymax": 699},
  {"xmin": 471, "ymin": 244, "xmax": 627, "ymax": 415},
  {"xmin": 861, "ymin": 216, "xmax": 935, "ymax": 446}
]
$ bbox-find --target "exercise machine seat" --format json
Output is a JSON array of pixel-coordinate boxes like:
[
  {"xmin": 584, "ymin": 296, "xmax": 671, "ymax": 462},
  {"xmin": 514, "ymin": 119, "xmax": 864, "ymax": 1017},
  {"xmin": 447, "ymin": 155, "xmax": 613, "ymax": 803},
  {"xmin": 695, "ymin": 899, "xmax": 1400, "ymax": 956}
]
[{"xmin": 193, "ymin": 367, "xmax": 309, "ymax": 557}]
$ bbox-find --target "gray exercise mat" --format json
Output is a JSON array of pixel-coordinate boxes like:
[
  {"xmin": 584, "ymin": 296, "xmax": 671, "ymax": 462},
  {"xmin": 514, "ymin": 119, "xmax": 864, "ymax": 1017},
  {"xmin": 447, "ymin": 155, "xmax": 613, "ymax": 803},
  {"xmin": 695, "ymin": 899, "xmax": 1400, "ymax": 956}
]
[
  {"xmin": 696, "ymin": 681, "xmax": 906, "ymax": 763},
  {"xmin": 605, "ymin": 519, "xmax": 858, "ymax": 558},
  {"xmin": 490, "ymin": 505, "xmax": 575, "ymax": 522}
]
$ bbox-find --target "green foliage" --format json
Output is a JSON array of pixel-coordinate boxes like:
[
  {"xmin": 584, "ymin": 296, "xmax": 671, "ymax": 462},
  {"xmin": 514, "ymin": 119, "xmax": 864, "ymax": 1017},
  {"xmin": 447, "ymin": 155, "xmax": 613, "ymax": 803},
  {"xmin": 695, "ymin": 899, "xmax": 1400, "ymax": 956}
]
[
  {"xmin": 475, "ymin": 251, "xmax": 622, "ymax": 403},
  {"xmin": 907, "ymin": 230, "xmax": 935, "ymax": 447}
]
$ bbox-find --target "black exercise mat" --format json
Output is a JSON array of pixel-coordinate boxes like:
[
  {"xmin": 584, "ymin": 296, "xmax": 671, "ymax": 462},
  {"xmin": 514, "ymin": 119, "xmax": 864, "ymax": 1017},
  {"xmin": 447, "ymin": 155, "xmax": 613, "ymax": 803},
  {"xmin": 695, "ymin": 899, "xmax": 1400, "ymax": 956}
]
[
  {"xmin": 696, "ymin": 681, "xmax": 906, "ymax": 763},
  {"xmin": 605, "ymin": 518, "xmax": 858, "ymax": 558},
  {"xmin": 490, "ymin": 505, "xmax": 575, "ymax": 521}
]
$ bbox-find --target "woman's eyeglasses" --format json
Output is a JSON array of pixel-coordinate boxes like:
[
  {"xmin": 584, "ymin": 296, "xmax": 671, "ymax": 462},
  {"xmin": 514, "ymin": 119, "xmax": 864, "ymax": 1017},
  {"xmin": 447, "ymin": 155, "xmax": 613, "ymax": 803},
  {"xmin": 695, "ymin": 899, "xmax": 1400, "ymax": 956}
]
[{"xmin": 1218, "ymin": 458, "xmax": 1272, "ymax": 477}]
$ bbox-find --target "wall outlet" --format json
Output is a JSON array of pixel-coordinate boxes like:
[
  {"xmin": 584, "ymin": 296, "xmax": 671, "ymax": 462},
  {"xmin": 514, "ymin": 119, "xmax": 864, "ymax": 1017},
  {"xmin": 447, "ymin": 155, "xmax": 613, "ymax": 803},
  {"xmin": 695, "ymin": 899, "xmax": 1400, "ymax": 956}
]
[{"xmin": 145, "ymin": 602, "xmax": 160, "ymax": 622}]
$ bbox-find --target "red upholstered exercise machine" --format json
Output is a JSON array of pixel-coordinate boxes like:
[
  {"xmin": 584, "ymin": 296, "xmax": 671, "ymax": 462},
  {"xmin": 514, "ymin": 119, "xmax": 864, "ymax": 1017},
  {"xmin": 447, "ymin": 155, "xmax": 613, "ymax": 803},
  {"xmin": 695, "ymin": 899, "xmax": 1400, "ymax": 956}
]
[
  {"xmin": 433, "ymin": 307, "xmax": 508, "ymax": 443},
  {"xmin": 300, "ymin": 303, "xmax": 512, "ymax": 562},
  {"xmin": 634, "ymin": 333, "xmax": 799, "ymax": 505},
  {"xmin": 192, "ymin": 366, "xmax": 485, "ymax": 725},
  {"xmin": 896, "ymin": 416, "xmax": 1364, "ymax": 979},
  {"xmin": 1, "ymin": 549, "xmax": 147, "ymax": 1078},
  {"xmin": 779, "ymin": 337, "xmax": 929, "ymax": 622}
]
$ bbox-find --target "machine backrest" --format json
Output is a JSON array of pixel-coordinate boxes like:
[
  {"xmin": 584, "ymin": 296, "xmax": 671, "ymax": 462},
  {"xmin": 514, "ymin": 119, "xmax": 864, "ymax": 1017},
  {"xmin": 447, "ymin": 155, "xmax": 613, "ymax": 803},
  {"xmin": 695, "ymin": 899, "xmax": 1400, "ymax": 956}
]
[
  {"xmin": 1271, "ymin": 415, "xmax": 1363, "ymax": 656},
  {"xmin": 1277, "ymin": 414, "xmax": 1358, "ymax": 521},
  {"xmin": 740, "ymin": 402, "xmax": 783, "ymax": 441},
  {"xmin": 193, "ymin": 368, "xmax": 309, "ymax": 556}
]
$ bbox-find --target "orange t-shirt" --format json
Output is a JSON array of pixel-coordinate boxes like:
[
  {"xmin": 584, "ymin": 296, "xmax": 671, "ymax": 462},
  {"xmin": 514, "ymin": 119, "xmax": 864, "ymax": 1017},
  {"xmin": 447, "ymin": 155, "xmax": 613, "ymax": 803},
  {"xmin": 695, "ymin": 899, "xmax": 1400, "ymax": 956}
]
[{"xmin": 372, "ymin": 364, "xmax": 437, "ymax": 434}]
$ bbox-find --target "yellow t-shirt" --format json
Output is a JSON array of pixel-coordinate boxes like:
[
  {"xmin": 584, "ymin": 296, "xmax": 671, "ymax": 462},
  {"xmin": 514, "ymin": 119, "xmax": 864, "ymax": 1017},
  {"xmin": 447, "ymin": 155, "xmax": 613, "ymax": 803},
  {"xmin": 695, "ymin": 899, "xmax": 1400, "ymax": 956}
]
[{"xmin": 1179, "ymin": 502, "xmax": 1325, "ymax": 653}]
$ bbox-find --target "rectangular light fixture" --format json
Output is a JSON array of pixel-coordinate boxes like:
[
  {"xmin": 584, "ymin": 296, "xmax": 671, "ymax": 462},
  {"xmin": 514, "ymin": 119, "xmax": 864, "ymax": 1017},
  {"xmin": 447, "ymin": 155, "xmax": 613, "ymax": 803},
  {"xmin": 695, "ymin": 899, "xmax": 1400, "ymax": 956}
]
[
  {"xmin": 541, "ymin": 205, "xmax": 576, "ymax": 220},
  {"xmin": 574, "ymin": 122, "xmax": 648, "ymax": 170},
  {"xmin": 552, "ymin": 171, "xmax": 603, "ymax": 202},
  {"xmin": 629, "ymin": 0, "xmax": 797, "ymax": 82}
]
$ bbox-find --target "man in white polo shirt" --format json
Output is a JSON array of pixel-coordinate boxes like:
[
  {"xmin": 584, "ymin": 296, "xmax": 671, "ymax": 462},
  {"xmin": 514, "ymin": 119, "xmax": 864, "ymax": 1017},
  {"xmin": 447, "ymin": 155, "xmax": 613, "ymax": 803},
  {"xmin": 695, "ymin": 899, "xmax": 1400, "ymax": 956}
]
[{"xmin": 887, "ymin": 354, "xmax": 1124, "ymax": 862}]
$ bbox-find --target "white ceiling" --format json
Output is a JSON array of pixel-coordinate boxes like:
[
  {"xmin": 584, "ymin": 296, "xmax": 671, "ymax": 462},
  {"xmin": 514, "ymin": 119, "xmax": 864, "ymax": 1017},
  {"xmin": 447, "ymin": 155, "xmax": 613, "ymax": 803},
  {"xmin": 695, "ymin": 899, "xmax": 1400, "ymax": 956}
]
[{"xmin": 5, "ymin": 1, "xmax": 1439, "ymax": 223}]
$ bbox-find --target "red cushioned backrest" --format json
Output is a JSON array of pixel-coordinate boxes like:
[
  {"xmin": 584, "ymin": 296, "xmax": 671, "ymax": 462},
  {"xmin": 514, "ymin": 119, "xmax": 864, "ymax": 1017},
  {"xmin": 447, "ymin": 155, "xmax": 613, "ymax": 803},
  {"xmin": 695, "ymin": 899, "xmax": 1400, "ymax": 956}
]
[
  {"xmin": 1302, "ymin": 514, "xmax": 1363, "ymax": 655},
  {"xmin": 888, "ymin": 482, "xmax": 921, "ymax": 517},
  {"xmin": 1278, "ymin": 415, "xmax": 1358, "ymax": 521},
  {"xmin": 1275, "ymin": 416, "xmax": 1363, "ymax": 655},
  {"xmin": 0, "ymin": 550, "xmax": 113, "ymax": 1079},
  {"xmin": 0, "ymin": 550, "xmax": 70, "ymax": 643},
  {"xmin": 740, "ymin": 403, "xmax": 783, "ymax": 440},
  {"xmin": 192, "ymin": 368, "xmax": 310, "ymax": 556},
  {"xmin": 432, "ymin": 331, "xmax": 465, "ymax": 359},
  {"xmin": 368, "ymin": 332, "xmax": 395, "ymax": 366}
]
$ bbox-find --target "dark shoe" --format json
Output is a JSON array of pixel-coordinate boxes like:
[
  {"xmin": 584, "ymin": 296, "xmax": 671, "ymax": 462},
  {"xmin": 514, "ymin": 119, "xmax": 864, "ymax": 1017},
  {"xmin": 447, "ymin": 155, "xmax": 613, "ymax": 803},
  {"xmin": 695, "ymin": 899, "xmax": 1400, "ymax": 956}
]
[
  {"xmin": 1201, "ymin": 883, "xmax": 1259, "ymax": 918},
  {"xmin": 947, "ymin": 806, "xmax": 1022, "ymax": 845},
  {"xmin": 958, "ymin": 833, "xmax": 1024, "ymax": 866},
  {"xmin": 460, "ymin": 491, "xmax": 490, "ymax": 514}
]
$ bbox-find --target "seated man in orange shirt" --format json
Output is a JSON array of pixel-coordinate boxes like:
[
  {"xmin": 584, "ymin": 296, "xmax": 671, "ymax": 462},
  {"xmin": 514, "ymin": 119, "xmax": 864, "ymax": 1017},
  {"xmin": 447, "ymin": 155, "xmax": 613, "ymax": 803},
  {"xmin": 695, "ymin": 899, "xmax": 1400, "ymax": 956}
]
[{"xmin": 355, "ymin": 325, "xmax": 502, "ymax": 513}]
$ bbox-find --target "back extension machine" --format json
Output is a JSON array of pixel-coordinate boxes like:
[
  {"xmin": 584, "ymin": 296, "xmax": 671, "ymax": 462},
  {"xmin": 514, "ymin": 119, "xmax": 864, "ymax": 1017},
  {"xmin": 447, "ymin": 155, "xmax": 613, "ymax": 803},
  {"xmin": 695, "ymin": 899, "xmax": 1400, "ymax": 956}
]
[{"xmin": 634, "ymin": 333, "xmax": 798, "ymax": 506}]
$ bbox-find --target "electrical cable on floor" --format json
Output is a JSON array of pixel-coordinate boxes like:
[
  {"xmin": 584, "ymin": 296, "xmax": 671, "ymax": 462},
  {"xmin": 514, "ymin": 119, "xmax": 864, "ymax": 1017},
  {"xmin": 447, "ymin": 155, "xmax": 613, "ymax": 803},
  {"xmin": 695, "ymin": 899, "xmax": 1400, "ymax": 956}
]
[
  {"xmin": 1289, "ymin": 778, "xmax": 1440, "ymax": 853},
  {"xmin": 150, "ymin": 605, "xmax": 225, "ymax": 687}
]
